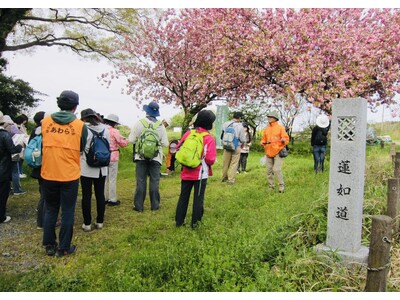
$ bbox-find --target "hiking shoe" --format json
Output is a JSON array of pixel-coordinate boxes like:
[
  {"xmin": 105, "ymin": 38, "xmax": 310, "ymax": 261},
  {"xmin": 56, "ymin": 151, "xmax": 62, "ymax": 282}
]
[
  {"xmin": 94, "ymin": 223, "xmax": 103, "ymax": 229},
  {"xmin": 56, "ymin": 245, "xmax": 76, "ymax": 257},
  {"xmin": 45, "ymin": 244, "xmax": 57, "ymax": 256},
  {"xmin": 1, "ymin": 216, "xmax": 11, "ymax": 223},
  {"xmin": 13, "ymin": 190, "xmax": 26, "ymax": 196},
  {"xmin": 133, "ymin": 207, "xmax": 143, "ymax": 213},
  {"xmin": 82, "ymin": 224, "xmax": 91, "ymax": 232},
  {"xmin": 107, "ymin": 200, "xmax": 121, "ymax": 206}
]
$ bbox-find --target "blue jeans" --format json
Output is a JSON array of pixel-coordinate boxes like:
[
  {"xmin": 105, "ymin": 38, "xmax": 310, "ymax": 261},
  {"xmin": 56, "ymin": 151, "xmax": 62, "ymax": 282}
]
[
  {"xmin": 11, "ymin": 161, "xmax": 23, "ymax": 193},
  {"xmin": 134, "ymin": 160, "xmax": 161, "ymax": 211},
  {"xmin": 313, "ymin": 145, "xmax": 327, "ymax": 172},
  {"xmin": 42, "ymin": 179, "xmax": 79, "ymax": 251}
]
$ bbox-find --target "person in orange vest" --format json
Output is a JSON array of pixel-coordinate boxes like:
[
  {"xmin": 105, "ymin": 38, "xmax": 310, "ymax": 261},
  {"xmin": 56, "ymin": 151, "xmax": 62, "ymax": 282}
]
[
  {"xmin": 260, "ymin": 111, "xmax": 289, "ymax": 193},
  {"xmin": 41, "ymin": 90, "xmax": 87, "ymax": 257}
]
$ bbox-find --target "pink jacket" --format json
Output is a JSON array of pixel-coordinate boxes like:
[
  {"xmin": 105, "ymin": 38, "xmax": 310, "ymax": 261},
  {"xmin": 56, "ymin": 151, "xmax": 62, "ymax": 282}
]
[
  {"xmin": 177, "ymin": 127, "xmax": 217, "ymax": 181},
  {"xmin": 107, "ymin": 125, "xmax": 129, "ymax": 162}
]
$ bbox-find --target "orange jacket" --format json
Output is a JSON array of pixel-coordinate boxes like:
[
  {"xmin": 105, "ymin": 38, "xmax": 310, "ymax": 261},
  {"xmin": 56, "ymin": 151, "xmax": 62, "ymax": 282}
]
[
  {"xmin": 260, "ymin": 121, "xmax": 289, "ymax": 158},
  {"xmin": 41, "ymin": 116, "xmax": 84, "ymax": 181}
]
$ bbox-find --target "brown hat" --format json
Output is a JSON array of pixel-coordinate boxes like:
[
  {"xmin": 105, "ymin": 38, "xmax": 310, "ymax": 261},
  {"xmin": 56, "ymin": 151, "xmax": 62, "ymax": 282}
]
[{"xmin": 81, "ymin": 108, "xmax": 98, "ymax": 120}]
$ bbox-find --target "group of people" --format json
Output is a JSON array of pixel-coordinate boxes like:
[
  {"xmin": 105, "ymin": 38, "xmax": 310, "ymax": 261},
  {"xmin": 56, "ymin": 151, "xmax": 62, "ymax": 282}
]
[{"xmin": 1, "ymin": 90, "xmax": 330, "ymax": 257}]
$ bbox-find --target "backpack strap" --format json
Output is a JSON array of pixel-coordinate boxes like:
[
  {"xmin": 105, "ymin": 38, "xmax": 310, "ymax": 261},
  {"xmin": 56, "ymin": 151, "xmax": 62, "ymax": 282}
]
[
  {"xmin": 88, "ymin": 128, "xmax": 104, "ymax": 137},
  {"xmin": 140, "ymin": 118, "xmax": 161, "ymax": 129}
]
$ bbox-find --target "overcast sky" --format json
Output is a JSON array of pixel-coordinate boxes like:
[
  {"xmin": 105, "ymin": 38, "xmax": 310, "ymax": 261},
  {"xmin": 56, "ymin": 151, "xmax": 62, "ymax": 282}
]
[{"xmin": 3, "ymin": 2, "xmax": 399, "ymax": 129}]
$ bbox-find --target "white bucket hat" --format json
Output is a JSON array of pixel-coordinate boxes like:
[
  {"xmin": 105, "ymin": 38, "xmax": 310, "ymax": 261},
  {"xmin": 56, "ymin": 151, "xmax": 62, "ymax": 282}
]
[
  {"xmin": 316, "ymin": 115, "xmax": 329, "ymax": 128},
  {"xmin": 104, "ymin": 113, "xmax": 120, "ymax": 124}
]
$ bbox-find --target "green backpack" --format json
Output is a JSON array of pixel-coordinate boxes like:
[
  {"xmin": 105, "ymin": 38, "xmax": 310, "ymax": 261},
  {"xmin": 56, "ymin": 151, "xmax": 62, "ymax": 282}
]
[
  {"xmin": 176, "ymin": 130, "xmax": 209, "ymax": 168},
  {"xmin": 137, "ymin": 119, "xmax": 162, "ymax": 159}
]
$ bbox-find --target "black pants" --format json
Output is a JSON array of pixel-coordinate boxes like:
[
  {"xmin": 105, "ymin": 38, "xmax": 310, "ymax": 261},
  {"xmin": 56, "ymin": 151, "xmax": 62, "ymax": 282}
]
[
  {"xmin": 81, "ymin": 175, "xmax": 106, "ymax": 225},
  {"xmin": 238, "ymin": 153, "xmax": 249, "ymax": 172},
  {"xmin": 175, "ymin": 179, "xmax": 207, "ymax": 227},
  {"xmin": 42, "ymin": 179, "xmax": 79, "ymax": 250},
  {"xmin": 36, "ymin": 178, "xmax": 46, "ymax": 227},
  {"xmin": 0, "ymin": 180, "xmax": 11, "ymax": 223}
]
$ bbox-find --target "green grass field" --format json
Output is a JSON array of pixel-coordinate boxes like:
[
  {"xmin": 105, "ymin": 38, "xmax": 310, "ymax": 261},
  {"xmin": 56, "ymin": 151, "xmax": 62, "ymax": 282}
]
[{"xmin": 0, "ymin": 125, "xmax": 399, "ymax": 292}]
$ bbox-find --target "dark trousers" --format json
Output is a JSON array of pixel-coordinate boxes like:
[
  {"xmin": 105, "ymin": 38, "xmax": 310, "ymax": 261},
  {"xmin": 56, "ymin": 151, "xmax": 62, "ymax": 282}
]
[
  {"xmin": 175, "ymin": 179, "xmax": 207, "ymax": 227},
  {"xmin": 238, "ymin": 152, "xmax": 249, "ymax": 172},
  {"xmin": 313, "ymin": 145, "xmax": 327, "ymax": 172},
  {"xmin": 36, "ymin": 178, "xmax": 46, "ymax": 227},
  {"xmin": 134, "ymin": 160, "xmax": 161, "ymax": 211},
  {"xmin": 0, "ymin": 180, "xmax": 11, "ymax": 222},
  {"xmin": 42, "ymin": 179, "xmax": 79, "ymax": 251},
  {"xmin": 81, "ymin": 175, "xmax": 106, "ymax": 225}
]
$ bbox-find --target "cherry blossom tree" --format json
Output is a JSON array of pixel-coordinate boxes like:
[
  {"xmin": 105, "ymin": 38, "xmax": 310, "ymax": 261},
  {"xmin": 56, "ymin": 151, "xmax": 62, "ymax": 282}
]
[
  {"xmin": 107, "ymin": 8, "xmax": 257, "ymax": 131},
  {"xmin": 108, "ymin": 8, "xmax": 400, "ymax": 130},
  {"xmin": 233, "ymin": 8, "xmax": 400, "ymax": 114}
]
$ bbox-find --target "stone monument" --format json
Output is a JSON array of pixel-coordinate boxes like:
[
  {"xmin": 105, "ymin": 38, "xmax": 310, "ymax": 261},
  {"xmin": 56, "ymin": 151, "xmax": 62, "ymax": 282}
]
[{"xmin": 316, "ymin": 98, "xmax": 369, "ymax": 264}]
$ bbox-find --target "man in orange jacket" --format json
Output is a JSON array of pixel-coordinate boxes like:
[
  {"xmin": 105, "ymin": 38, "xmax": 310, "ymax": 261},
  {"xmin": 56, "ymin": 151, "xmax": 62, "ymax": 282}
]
[
  {"xmin": 260, "ymin": 111, "xmax": 289, "ymax": 193},
  {"xmin": 41, "ymin": 90, "xmax": 87, "ymax": 257}
]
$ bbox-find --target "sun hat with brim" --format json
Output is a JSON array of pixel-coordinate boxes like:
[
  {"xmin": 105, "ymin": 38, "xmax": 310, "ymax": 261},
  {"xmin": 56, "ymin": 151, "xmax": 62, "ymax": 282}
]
[
  {"xmin": 267, "ymin": 111, "xmax": 279, "ymax": 120},
  {"xmin": 81, "ymin": 108, "xmax": 99, "ymax": 120},
  {"xmin": 104, "ymin": 113, "xmax": 120, "ymax": 124},
  {"xmin": 316, "ymin": 115, "xmax": 330, "ymax": 128},
  {"xmin": 143, "ymin": 101, "xmax": 160, "ymax": 117}
]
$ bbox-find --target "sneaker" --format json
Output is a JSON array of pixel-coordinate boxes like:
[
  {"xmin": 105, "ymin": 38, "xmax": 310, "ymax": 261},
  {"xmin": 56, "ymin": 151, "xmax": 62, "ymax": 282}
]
[
  {"xmin": 19, "ymin": 174, "xmax": 27, "ymax": 179},
  {"xmin": 55, "ymin": 245, "xmax": 76, "ymax": 257},
  {"xmin": 107, "ymin": 200, "xmax": 121, "ymax": 206},
  {"xmin": 1, "ymin": 216, "xmax": 11, "ymax": 223},
  {"xmin": 45, "ymin": 244, "xmax": 57, "ymax": 256},
  {"xmin": 13, "ymin": 190, "xmax": 26, "ymax": 196},
  {"xmin": 36, "ymin": 226, "xmax": 43, "ymax": 230},
  {"xmin": 94, "ymin": 223, "xmax": 103, "ymax": 229},
  {"xmin": 82, "ymin": 224, "xmax": 91, "ymax": 232}
]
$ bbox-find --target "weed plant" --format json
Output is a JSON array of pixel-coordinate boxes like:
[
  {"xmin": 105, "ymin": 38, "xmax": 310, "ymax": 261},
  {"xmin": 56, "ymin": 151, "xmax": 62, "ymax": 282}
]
[{"xmin": 0, "ymin": 125, "xmax": 399, "ymax": 292}]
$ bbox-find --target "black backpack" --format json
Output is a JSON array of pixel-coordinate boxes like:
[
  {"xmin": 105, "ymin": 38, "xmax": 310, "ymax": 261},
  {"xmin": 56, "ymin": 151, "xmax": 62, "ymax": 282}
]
[{"xmin": 314, "ymin": 128, "xmax": 328, "ymax": 146}]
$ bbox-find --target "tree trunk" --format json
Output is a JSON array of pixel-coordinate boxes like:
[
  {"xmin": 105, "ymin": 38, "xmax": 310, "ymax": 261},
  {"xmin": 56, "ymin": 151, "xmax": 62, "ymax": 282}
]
[{"xmin": 0, "ymin": 9, "xmax": 31, "ymax": 55}]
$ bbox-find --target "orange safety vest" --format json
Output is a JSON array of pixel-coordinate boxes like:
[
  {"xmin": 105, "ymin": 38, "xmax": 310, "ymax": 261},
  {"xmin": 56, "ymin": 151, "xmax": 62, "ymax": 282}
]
[
  {"xmin": 260, "ymin": 121, "xmax": 289, "ymax": 158},
  {"xmin": 40, "ymin": 116, "xmax": 84, "ymax": 182}
]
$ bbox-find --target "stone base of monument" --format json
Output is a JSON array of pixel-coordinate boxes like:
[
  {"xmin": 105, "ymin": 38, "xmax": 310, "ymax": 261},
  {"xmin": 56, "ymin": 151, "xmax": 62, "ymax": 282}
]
[{"xmin": 314, "ymin": 243, "xmax": 369, "ymax": 265}]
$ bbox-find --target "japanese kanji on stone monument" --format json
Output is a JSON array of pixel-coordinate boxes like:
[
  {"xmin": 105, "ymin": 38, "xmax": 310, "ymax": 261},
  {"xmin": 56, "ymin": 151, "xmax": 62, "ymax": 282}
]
[{"xmin": 316, "ymin": 97, "xmax": 369, "ymax": 264}]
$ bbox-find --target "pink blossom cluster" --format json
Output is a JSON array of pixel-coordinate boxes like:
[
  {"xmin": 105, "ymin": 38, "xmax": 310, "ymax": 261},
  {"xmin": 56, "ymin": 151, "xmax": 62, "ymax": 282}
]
[{"xmin": 106, "ymin": 8, "xmax": 400, "ymax": 117}]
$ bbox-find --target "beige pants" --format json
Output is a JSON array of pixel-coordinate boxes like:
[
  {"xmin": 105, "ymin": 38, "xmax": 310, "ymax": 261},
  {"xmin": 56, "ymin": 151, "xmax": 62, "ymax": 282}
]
[
  {"xmin": 105, "ymin": 161, "xmax": 118, "ymax": 201},
  {"xmin": 222, "ymin": 147, "xmax": 241, "ymax": 183},
  {"xmin": 266, "ymin": 155, "xmax": 284, "ymax": 191}
]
